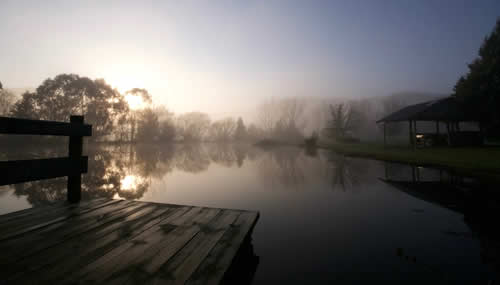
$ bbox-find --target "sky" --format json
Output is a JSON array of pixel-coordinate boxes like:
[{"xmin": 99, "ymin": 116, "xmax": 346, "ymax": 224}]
[{"xmin": 1, "ymin": 0, "xmax": 499, "ymax": 118}]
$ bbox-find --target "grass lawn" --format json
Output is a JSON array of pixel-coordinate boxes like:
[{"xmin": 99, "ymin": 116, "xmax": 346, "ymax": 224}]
[{"xmin": 320, "ymin": 142, "xmax": 500, "ymax": 174}]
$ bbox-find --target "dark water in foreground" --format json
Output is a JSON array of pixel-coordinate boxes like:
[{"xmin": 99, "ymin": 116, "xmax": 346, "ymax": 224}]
[{"xmin": 1, "ymin": 143, "xmax": 499, "ymax": 283}]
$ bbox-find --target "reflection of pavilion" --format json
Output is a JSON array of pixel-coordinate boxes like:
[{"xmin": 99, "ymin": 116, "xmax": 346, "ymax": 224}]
[
  {"xmin": 381, "ymin": 163, "xmax": 469, "ymax": 213},
  {"xmin": 381, "ymin": 162, "xmax": 500, "ymax": 277}
]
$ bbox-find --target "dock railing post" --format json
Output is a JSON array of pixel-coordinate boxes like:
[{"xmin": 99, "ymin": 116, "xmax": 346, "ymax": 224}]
[{"xmin": 68, "ymin": 115, "xmax": 84, "ymax": 203}]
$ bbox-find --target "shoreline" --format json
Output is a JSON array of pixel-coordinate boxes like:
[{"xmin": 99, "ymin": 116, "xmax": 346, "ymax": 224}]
[{"xmin": 318, "ymin": 142, "xmax": 500, "ymax": 177}]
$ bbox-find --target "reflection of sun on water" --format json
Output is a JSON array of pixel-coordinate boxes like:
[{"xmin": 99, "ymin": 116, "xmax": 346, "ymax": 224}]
[{"xmin": 120, "ymin": 175, "xmax": 138, "ymax": 191}]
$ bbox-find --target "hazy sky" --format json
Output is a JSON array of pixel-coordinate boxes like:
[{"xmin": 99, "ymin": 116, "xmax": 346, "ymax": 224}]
[{"xmin": 1, "ymin": 0, "xmax": 499, "ymax": 118}]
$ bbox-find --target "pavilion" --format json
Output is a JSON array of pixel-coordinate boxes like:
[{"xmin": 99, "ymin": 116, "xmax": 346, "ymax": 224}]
[{"xmin": 376, "ymin": 96, "xmax": 482, "ymax": 148}]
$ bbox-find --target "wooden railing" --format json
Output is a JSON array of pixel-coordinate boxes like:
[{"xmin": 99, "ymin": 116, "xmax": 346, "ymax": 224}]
[{"xmin": 0, "ymin": 116, "xmax": 92, "ymax": 203}]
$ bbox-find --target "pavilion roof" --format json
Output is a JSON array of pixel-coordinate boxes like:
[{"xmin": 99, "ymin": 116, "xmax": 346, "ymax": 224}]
[{"xmin": 376, "ymin": 97, "xmax": 475, "ymax": 123}]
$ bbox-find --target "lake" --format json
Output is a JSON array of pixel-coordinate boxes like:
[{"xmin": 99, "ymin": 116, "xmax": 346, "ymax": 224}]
[{"xmin": 0, "ymin": 143, "xmax": 498, "ymax": 283}]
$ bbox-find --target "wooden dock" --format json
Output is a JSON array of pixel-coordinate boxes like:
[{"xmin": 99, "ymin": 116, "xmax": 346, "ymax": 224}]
[{"xmin": 0, "ymin": 198, "xmax": 259, "ymax": 284}]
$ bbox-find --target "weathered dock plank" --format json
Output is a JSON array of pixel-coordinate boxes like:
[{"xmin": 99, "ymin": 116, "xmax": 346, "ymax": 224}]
[{"xmin": 0, "ymin": 199, "xmax": 259, "ymax": 285}]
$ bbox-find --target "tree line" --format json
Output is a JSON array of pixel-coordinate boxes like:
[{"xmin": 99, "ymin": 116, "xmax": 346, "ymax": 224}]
[
  {"xmin": 0, "ymin": 74, "xmax": 272, "ymax": 143},
  {"xmin": 5, "ymin": 18, "xmax": 497, "ymax": 144}
]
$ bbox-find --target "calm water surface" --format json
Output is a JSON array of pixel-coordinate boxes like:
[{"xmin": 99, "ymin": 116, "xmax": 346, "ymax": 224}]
[{"xmin": 0, "ymin": 143, "xmax": 498, "ymax": 283}]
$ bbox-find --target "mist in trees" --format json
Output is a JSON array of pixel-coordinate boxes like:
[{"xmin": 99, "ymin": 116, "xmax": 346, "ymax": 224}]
[
  {"xmin": 176, "ymin": 112, "xmax": 211, "ymax": 142},
  {"xmin": 3, "ymin": 71, "xmax": 454, "ymax": 147},
  {"xmin": 378, "ymin": 96, "xmax": 405, "ymax": 136},
  {"xmin": 234, "ymin": 117, "xmax": 248, "ymax": 141},
  {"xmin": 256, "ymin": 97, "xmax": 306, "ymax": 143},
  {"xmin": 0, "ymin": 82, "xmax": 16, "ymax": 116},
  {"xmin": 322, "ymin": 103, "xmax": 362, "ymax": 141},
  {"xmin": 209, "ymin": 118, "xmax": 236, "ymax": 142}
]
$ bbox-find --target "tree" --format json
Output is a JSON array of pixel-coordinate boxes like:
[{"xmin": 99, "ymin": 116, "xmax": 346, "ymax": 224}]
[
  {"xmin": 158, "ymin": 120, "xmax": 176, "ymax": 142},
  {"xmin": 257, "ymin": 97, "xmax": 306, "ymax": 141},
  {"xmin": 454, "ymin": 18, "xmax": 500, "ymax": 131},
  {"xmin": 322, "ymin": 103, "xmax": 362, "ymax": 140},
  {"xmin": 154, "ymin": 106, "xmax": 176, "ymax": 142},
  {"xmin": 10, "ymin": 74, "xmax": 128, "ymax": 138},
  {"xmin": 380, "ymin": 96, "xmax": 404, "ymax": 136},
  {"xmin": 247, "ymin": 123, "xmax": 263, "ymax": 141},
  {"xmin": 124, "ymin": 88, "xmax": 153, "ymax": 142},
  {"xmin": 210, "ymin": 117, "xmax": 236, "ymax": 141},
  {"xmin": 0, "ymin": 87, "xmax": 16, "ymax": 116},
  {"xmin": 234, "ymin": 117, "xmax": 248, "ymax": 141},
  {"xmin": 10, "ymin": 91, "xmax": 37, "ymax": 119},
  {"xmin": 176, "ymin": 112, "xmax": 211, "ymax": 142},
  {"xmin": 0, "ymin": 81, "xmax": 2, "ymax": 89},
  {"xmin": 136, "ymin": 108, "xmax": 160, "ymax": 142},
  {"xmin": 257, "ymin": 98, "xmax": 278, "ymax": 136},
  {"xmin": 279, "ymin": 97, "xmax": 306, "ymax": 132}
]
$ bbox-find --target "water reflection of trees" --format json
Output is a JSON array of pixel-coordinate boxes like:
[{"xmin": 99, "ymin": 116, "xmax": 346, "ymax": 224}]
[
  {"xmin": 5, "ymin": 143, "xmax": 258, "ymax": 205},
  {"xmin": 174, "ymin": 144, "xmax": 211, "ymax": 173},
  {"xmin": 206, "ymin": 143, "xmax": 250, "ymax": 168},
  {"xmin": 323, "ymin": 151, "xmax": 369, "ymax": 192},
  {"xmin": 257, "ymin": 147, "xmax": 306, "ymax": 190},
  {"xmin": 254, "ymin": 148, "xmax": 371, "ymax": 192},
  {"xmin": 4, "ymin": 144, "xmax": 375, "ymax": 204},
  {"xmin": 324, "ymin": 152, "xmax": 358, "ymax": 191}
]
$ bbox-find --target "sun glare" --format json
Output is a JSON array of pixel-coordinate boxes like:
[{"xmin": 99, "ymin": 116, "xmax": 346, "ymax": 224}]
[
  {"xmin": 120, "ymin": 175, "xmax": 138, "ymax": 191},
  {"xmin": 124, "ymin": 94, "xmax": 146, "ymax": 110}
]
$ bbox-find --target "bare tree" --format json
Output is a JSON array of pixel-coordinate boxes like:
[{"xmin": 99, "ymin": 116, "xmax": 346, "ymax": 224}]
[
  {"xmin": 209, "ymin": 117, "xmax": 236, "ymax": 141},
  {"xmin": 257, "ymin": 98, "xmax": 278, "ymax": 136},
  {"xmin": 257, "ymin": 97, "xmax": 306, "ymax": 141},
  {"xmin": 323, "ymin": 103, "xmax": 362, "ymax": 140},
  {"xmin": 176, "ymin": 112, "xmax": 211, "ymax": 142},
  {"xmin": 279, "ymin": 97, "xmax": 306, "ymax": 130}
]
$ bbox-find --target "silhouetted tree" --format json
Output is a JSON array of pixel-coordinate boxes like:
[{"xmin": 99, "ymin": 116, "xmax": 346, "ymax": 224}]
[
  {"xmin": 136, "ymin": 108, "xmax": 159, "ymax": 142},
  {"xmin": 454, "ymin": 18, "xmax": 500, "ymax": 132},
  {"xmin": 125, "ymin": 88, "xmax": 152, "ymax": 142},
  {"xmin": 10, "ymin": 74, "xmax": 128, "ymax": 139},
  {"xmin": 234, "ymin": 117, "xmax": 248, "ymax": 141},
  {"xmin": 10, "ymin": 91, "xmax": 37, "ymax": 119},
  {"xmin": 176, "ymin": 112, "xmax": 211, "ymax": 142},
  {"xmin": 322, "ymin": 103, "xmax": 362, "ymax": 140}
]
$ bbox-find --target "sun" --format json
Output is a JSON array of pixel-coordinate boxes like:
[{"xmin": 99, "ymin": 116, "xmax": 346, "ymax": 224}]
[{"xmin": 124, "ymin": 94, "xmax": 146, "ymax": 110}]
